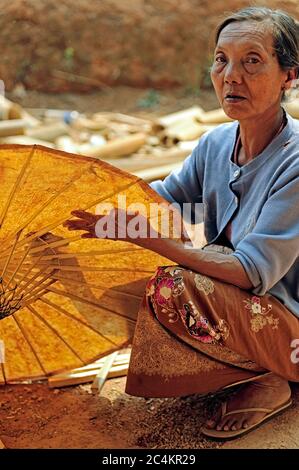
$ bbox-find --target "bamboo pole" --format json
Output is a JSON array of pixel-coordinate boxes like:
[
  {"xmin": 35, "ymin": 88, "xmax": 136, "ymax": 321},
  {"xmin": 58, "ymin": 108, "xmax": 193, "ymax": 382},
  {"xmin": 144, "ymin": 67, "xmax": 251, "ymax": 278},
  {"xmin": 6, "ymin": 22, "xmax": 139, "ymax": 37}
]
[
  {"xmin": 26, "ymin": 122, "xmax": 70, "ymax": 142},
  {"xmin": 0, "ymin": 135, "xmax": 55, "ymax": 148},
  {"xmin": 133, "ymin": 162, "xmax": 184, "ymax": 181},
  {"xmin": 91, "ymin": 351, "xmax": 119, "ymax": 393},
  {"xmin": 79, "ymin": 132, "xmax": 147, "ymax": 159},
  {"xmin": 104, "ymin": 147, "xmax": 189, "ymax": 172},
  {"xmin": 0, "ymin": 96, "xmax": 23, "ymax": 120},
  {"xmin": 162, "ymin": 121, "xmax": 216, "ymax": 142},
  {"xmin": 283, "ymin": 99, "xmax": 299, "ymax": 119},
  {"xmin": 197, "ymin": 108, "xmax": 233, "ymax": 124},
  {"xmin": 0, "ymin": 119, "xmax": 25, "ymax": 137},
  {"xmin": 48, "ymin": 353, "xmax": 130, "ymax": 388},
  {"xmin": 152, "ymin": 106, "xmax": 205, "ymax": 132}
]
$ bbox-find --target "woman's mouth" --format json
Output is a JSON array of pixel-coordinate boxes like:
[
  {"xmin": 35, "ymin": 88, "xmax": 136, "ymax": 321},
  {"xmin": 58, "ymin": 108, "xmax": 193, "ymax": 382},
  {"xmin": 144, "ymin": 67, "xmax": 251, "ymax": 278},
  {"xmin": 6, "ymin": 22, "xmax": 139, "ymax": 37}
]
[{"xmin": 225, "ymin": 94, "xmax": 246, "ymax": 103}]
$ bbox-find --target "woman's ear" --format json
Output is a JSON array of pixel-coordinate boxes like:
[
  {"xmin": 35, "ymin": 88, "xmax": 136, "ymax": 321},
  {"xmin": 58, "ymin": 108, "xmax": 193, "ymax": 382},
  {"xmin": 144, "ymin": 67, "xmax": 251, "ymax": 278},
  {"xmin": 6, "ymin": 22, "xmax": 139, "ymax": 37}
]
[{"xmin": 283, "ymin": 68, "xmax": 298, "ymax": 90}]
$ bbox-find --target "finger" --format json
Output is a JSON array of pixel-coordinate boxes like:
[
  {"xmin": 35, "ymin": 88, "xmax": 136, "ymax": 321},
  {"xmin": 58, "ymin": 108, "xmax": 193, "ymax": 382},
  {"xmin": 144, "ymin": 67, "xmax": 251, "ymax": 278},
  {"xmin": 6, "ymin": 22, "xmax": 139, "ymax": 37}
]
[
  {"xmin": 81, "ymin": 233, "xmax": 94, "ymax": 238},
  {"xmin": 64, "ymin": 219, "xmax": 91, "ymax": 228},
  {"xmin": 70, "ymin": 210, "xmax": 95, "ymax": 222},
  {"xmin": 65, "ymin": 224, "xmax": 91, "ymax": 231}
]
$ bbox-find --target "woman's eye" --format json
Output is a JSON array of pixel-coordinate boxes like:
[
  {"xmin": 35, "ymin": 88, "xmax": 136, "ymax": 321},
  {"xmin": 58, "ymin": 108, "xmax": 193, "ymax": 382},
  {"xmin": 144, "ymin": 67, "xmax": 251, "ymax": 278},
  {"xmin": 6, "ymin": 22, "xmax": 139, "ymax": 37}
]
[
  {"xmin": 246, "ymin": 57, "xmax": 259, "ymax": 64},
  {"xmin": 215, "ymin": 56, "xmax": 226, "ymax": 63}
]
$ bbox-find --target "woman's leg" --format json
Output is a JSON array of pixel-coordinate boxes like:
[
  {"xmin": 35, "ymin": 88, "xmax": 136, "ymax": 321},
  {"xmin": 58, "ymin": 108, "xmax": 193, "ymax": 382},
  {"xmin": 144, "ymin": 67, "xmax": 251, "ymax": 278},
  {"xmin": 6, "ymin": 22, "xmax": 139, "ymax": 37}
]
[
  {"xmin": 145, "ymin": 266, "xmax": 299, "ymax": 382},
  {"xmin": 133, "ymin": 267, "xmax": 299, "ymax": 436}
]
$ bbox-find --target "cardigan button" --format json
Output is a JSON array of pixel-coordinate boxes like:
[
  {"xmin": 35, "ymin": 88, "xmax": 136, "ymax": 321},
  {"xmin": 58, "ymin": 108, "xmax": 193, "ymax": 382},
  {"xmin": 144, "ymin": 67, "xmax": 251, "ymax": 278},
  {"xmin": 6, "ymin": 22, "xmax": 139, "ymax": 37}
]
[{"xmin": 233, "ymin": 169, "xmax": 240, "ymax": 178}]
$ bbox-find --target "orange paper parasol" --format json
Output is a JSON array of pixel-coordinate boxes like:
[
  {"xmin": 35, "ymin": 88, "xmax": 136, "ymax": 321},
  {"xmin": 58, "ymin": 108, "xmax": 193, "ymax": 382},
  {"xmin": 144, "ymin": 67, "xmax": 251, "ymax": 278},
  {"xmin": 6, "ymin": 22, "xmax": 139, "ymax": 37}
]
[{"xmin": 0, "ymin": 144, "xmax": 173, "ymax": 384}]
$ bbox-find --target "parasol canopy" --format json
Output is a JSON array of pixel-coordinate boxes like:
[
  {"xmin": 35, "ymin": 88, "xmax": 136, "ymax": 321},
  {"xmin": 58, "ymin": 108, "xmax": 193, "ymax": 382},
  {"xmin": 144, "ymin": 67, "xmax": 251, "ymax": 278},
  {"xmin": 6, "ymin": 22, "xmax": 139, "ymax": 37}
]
[{"xmin": 0, "ymin": 144, "xmax": 174, "ymax": 384}]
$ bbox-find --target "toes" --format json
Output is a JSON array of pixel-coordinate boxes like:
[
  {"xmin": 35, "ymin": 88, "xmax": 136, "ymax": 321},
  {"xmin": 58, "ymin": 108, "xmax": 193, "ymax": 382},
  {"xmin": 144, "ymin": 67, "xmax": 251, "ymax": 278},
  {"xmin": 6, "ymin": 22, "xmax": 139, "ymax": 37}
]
[
  {"xmin": 205, "ymin": 406, "xmax": 222, "ymax": 429},
  {"xmin": 205, "ymin": 420, "xmax": 215, "ymax": 429}
]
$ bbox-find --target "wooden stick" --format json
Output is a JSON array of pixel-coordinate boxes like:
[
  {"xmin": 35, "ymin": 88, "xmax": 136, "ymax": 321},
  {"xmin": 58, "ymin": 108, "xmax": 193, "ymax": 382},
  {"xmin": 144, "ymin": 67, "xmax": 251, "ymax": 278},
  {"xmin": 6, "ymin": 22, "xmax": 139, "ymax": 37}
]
[
  {"xmin": 48, "ymin": 354, "xmax": 130, "ymax": 388},
  {"xmin": 152, "ymin": 106, "xmax": 205, "ymax": 132},
  {"xmin": 283, "ymin": 100, "xmax": 299, "ymax": 119},
  {"xmin": 26, "ymin": 122, "xmax": 70, "ymax": 142},
  {"xmin": 91, "ymin": 351, "xmax": 119, "ymax": 393},
  {"xmin": 196, "ymin": 108, "xmax": 233, "ymax": 124},
  {"xmin": 104, "ymin": 147, "xmax": 189, "ymax": 172},
  {"xmin": 0, "ymin": 135, "xmax": 55, "ymax": 148},
  {"xmin": 133, "ymin": 162, "xmax": 184, "ymax": 181},
  {"xmin": 0, "ymin": 119, "xmax": 25, "ymax": 137},
  {"xmin": 79, "ymin": 133, "xmax": 147, "ymax": 159}
]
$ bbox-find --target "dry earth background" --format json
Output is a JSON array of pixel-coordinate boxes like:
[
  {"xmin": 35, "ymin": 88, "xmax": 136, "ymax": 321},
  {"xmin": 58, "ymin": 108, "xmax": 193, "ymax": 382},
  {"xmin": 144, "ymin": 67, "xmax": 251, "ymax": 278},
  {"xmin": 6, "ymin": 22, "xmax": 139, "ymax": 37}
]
[{"xmin": 0, "ymin": 0, "xmax": 299, "ymax": 449}]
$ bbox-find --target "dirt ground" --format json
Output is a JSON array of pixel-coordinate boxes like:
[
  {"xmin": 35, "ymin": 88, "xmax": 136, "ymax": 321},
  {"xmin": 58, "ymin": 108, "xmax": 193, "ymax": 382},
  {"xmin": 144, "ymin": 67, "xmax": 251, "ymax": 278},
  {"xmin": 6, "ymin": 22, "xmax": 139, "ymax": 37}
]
[
  {"xmin": 1, "ymin": 86, "xmax": 299, "ymax": 449},
  {"xmin": 1, "ymin": 370, "xmax": 299, "ymax": 449}
]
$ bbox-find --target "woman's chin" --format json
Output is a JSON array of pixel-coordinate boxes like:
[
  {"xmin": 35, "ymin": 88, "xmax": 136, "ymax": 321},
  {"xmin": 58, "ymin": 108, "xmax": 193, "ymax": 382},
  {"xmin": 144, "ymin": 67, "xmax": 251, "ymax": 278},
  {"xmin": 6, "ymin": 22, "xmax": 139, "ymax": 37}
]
[{"xmin": 222, "ymin": 104, "xmax": 248, "ymax": 121}]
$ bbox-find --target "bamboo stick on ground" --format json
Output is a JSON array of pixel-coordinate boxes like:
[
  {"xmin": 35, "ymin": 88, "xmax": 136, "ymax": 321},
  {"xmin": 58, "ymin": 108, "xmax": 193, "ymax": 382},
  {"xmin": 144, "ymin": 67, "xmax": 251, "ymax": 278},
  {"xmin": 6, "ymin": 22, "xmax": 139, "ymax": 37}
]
[
  {"xmin": 93, "ymin": 112, "xmax": 152, "ymax": 128},
  {"xmin": 0, "ymin": 135, "xmax": 55, "ymax": 148},
  {"xmin": 91, "ymin": 351, "xmax": 119, "ymax": 393},
  {"xmin": 105, "ymin": 147, "xmax": 189, "ymax": 172},
  {"xmin": 152, "ymin": 106, "xmax": 205, "ymax": 132},
  {"xmin": 196, "ymin": 108, "xmax": 233, "ymax": 124},
  {"xmin": 283, "ymin": 99, "xmax": 299, "ymax": 119},
  {"xmin": 48, "ymin": 353, "xmax": 130, "ymax": 388},
  {"xmin": 133, "ymin": 162, "xmax": 185, "ymax": 181},
  {"xmin": 162, "ymin": 121, "xmax": 216, "ymax": 142},
  {"xmin": 26, "ymin": 121, "xmax": 70, "ymax": 142},
  {"xmin": 79, "ymin": 132, "xmax": 147, "ymax": 159},
  {"xmin": 0, "ymin": 119, "xmax": 25, "ymax": 137}
]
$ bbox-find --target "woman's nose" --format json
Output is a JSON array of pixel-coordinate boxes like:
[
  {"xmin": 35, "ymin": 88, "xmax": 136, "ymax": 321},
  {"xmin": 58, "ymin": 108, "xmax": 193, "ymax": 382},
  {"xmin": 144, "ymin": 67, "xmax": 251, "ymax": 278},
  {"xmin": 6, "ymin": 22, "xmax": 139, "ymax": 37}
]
[{"xmin": 224, "ymin": 61, "xmax": 242, "ymax": 84}]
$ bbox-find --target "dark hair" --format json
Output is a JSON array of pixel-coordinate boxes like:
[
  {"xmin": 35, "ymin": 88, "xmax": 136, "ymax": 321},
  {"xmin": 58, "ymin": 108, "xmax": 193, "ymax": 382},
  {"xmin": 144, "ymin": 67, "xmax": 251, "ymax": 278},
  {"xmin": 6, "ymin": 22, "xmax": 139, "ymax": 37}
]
[{"xmin": 215, "ymin": 7, "xmax": 299, "ymax": 74}]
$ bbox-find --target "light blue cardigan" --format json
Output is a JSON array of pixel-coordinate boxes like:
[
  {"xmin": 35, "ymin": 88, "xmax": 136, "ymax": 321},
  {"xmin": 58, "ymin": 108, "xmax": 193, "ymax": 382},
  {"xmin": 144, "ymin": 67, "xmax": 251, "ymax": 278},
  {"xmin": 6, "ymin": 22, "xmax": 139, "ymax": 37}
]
[{"xmin": 150, "ymin": 113, "xmax": 299, "ymax": 319}]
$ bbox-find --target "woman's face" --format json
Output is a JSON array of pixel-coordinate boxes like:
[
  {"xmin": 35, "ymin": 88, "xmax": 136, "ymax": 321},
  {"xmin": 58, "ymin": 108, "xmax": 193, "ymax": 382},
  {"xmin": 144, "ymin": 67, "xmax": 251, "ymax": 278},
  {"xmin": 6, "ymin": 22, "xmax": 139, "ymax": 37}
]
[{"xmin": 210, "ymin": 20, "xmax": 290, "ymax": 121}]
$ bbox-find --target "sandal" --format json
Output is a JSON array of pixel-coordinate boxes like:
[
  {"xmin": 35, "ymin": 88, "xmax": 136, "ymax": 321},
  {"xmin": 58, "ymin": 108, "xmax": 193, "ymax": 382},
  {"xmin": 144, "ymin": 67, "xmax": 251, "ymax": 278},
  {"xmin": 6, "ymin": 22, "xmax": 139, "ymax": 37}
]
[{"xmin": 201, "ymin": 398, "xmax": 292, "ymax": 440}]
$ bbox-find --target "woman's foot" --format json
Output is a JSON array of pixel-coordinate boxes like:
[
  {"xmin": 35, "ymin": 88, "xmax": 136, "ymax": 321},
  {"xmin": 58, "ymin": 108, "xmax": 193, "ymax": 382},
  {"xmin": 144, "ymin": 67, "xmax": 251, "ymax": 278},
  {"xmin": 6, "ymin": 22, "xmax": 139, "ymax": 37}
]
[{"xmin": 205, "ymin": 373, "xmax": 291, "ymax": 432}]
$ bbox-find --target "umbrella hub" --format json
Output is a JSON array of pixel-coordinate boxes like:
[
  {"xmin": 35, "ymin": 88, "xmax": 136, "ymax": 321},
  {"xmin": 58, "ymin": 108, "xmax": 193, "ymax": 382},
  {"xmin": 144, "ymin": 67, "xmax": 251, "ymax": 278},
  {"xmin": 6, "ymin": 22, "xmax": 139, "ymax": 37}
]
[{"xmin": 0, "ymin": 277, "xmax": 23, "ymax": 320}]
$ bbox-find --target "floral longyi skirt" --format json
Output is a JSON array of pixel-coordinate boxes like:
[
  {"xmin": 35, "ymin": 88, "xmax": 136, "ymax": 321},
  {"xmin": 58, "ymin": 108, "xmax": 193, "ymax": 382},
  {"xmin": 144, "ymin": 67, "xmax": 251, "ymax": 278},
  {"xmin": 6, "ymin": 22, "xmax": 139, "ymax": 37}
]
[{"xmin": 125, "ymin": 266, "xmax": 299, "ymax": 398}]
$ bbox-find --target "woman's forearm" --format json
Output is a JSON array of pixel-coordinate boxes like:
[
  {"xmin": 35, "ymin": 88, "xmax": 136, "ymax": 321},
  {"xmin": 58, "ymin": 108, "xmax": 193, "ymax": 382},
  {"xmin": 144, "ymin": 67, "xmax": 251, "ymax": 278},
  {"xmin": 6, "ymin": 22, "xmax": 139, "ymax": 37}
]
[{"xmin": 136, "ymin": 236, "xmax": 253, "ymax": 290}]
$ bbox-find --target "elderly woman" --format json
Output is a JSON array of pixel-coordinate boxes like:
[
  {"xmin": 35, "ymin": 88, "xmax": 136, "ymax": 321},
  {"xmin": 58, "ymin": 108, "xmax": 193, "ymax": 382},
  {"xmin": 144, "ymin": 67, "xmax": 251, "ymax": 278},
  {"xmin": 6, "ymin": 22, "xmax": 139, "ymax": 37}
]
[{"xmin": 64, "ymin": 7, "xmax": 299, "ymax": 439}]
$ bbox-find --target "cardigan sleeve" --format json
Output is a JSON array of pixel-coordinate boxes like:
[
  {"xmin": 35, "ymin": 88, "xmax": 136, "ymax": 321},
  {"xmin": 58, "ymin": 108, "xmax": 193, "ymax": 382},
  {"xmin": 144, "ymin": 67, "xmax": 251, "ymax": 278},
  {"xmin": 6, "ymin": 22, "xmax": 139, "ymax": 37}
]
[
  {"xmin": 232, "ymin": 166, "xmax": 299, "ymax": 295},
  {"xmin": 149, "ymin": 140, "xmax": 205, "ymax": 224}
]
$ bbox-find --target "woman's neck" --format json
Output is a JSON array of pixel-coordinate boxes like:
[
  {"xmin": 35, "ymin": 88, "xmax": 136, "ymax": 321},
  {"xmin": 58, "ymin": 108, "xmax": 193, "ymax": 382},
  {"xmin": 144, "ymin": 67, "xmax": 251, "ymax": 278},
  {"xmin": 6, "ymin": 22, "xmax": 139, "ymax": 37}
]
[{"xmin": 238, "ymin": 107, "xmax": 285, "ymax": 163}]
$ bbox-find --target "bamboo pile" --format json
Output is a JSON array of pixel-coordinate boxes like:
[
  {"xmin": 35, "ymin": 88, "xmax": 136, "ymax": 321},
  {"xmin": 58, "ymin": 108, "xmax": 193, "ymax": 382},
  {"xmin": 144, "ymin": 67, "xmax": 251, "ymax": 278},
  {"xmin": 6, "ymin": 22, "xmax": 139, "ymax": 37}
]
[
  {"xmin": 48, "ymin": 351, "xmax": 131, "ymax": 388},
  {"xmin": 1, "ymin": 95, "xmax": 299, "ymax": 182}
]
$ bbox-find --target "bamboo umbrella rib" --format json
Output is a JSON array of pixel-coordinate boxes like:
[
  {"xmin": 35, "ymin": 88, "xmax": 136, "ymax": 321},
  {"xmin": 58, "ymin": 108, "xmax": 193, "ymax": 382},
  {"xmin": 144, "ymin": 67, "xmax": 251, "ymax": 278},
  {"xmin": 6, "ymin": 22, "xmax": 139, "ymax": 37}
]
[
  {"xmin": 0, "ymin": 161, "xmax": 106, "ymax": 248},
  {"xmin": 0, "ymin": 178, "xmax": 143, "ymax": 258},
  {"xmin": 39, "ymin": 297, "xmax": 122, "ymax": 341},
  {"xmin": 11, "ymin": 312, "xmax": 47, "ymax": 376},
  {"xmin": 36, "ymin": 247, "xmax": 145, "ymax": 261},
  {"xmin": 26, "ymin": 235, "xmax": 82, "ymax": 255},
  {"xmin": 0, "ymin": 146, "xmax": 35, "ymax": 229},
  {"xmin": 27, "ymin": 265, "xmax": 154, "ymax": 273},
  {"xmin": 5, "ymin": 243, "xmax": 33, "ymax": 288},
  {"xmin": 3, "ymin": 167, "xmax": 94, "ymax": 244},
  {"xmin": 0, "ymin": 363, "xmax": 6, "ymax": 384},
  {"xmin": 46, "ymin": 286, "xmax": 137, "ymax": 324},
  {"xmin": 24, "ymin": 294, "xmax": 120, "ymax": 347},
  {"xmin": 19, "ymin": 271, "xmax": 57, "ymax": 300},
  {"xmin": 1, "ymin": 231, "xmax": 22, "ymax": 280},
  {"xmin": 51, "ymin": 274, "xmax": 143, "ymax": 300},
  {"xmin": 26, "ymin": 304, "xmax": 85, "ymax": 364},
  {"xmin": 11, "ymin": 246, "xmax": 56, "ymax": 287},
  {"xmin": 16, "ymin": 267, "xmax": 55, "ymax": 294},
  {"xmin": 21, "ymin": 278, "xmax": 57, "ymax": 306}
]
